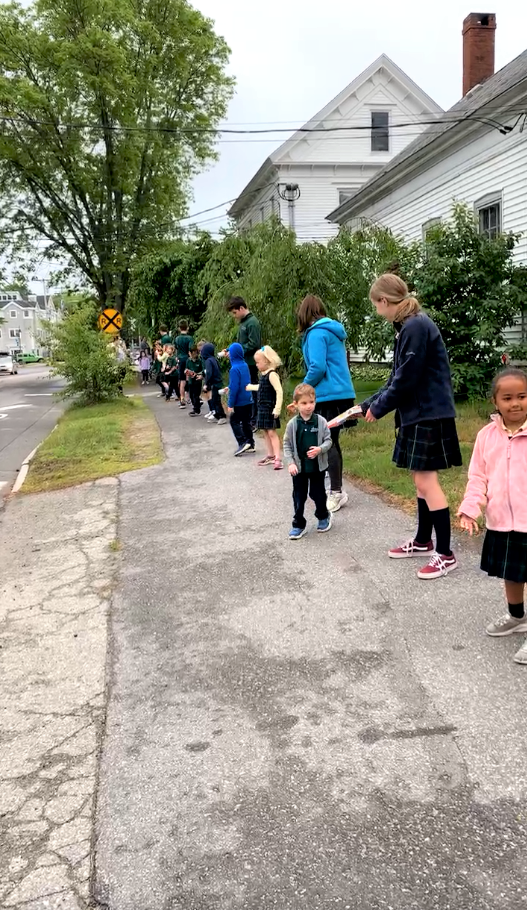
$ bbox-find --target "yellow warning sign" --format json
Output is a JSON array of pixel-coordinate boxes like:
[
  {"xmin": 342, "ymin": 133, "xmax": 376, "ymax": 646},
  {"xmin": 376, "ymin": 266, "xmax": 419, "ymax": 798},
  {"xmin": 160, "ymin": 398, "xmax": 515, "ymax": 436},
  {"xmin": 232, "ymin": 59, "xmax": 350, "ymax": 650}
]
[{"xmin": 97, "ymin": 309, "xmax": 123, "ymax": 334}]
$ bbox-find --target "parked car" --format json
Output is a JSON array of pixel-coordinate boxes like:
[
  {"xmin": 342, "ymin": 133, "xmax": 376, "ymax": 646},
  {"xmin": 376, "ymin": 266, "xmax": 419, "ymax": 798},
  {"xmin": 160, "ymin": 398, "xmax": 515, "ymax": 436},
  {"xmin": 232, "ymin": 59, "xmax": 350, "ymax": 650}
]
[
  {"xmin": 0, "ymin": 351, "xmax": 18, "ymax": 374},
  {"xmin": 19, "ymin": 353, "xmax": 45, "ymax": 363}
]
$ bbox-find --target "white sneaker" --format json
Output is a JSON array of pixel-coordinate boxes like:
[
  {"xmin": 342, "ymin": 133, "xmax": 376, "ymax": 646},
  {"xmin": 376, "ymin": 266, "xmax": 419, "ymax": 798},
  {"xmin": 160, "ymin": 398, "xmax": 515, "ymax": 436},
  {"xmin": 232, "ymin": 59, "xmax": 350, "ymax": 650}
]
[
  {"xmin": 327, "ymin": 491, "xmax": 349, "ymax": 513},
  {"xmin": 216, "ymin": 418, "xmax": 227, "ymax": 425},
  {"xmin": 205, "ymin": 412, "xmax": 215, "ymax": 420},
  {"xmin": 486, "ymin": 613, "xmax": 527, "ymax": 637},
  {"xmin": 514, "ymin": 638, "xmax": 527, "ymax": 664}
]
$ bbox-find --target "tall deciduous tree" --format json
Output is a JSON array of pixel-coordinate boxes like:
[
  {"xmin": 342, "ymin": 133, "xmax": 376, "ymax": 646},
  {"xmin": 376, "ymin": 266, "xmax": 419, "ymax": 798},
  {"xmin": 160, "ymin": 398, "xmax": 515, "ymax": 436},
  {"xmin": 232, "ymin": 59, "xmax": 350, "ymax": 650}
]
[{"xmin": 0, "ymin": 0, "xmax": 234, "ymax": 311}]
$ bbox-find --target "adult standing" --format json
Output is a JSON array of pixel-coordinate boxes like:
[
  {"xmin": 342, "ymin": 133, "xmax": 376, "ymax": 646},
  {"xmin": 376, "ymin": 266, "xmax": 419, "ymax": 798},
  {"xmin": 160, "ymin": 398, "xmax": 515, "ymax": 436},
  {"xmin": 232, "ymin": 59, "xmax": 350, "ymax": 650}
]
[
  {"xmin": 362, "ymin": 273, "xmax": 461, "ymax": 579},
  {"xmin": 297, "ymin": 295, "xmax": 356, "ymax": 513},
  {"xmin": 226, "ymin": 297, "xmax": 262, "ymax": 428}
]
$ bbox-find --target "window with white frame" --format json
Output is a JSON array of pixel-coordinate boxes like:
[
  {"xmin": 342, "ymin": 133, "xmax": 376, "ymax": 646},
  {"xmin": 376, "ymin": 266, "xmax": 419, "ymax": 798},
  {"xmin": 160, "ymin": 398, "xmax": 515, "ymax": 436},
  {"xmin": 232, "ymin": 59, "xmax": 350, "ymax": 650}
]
[
  {"xmin": 371, "ymin": 111, "xmax": 389, "ymax": 152},
  {"xmin": 338, "ymin": 190, "xmax": 355, "ymax": 206},
  {"xmin": 9, "ymin": 329, "xmax": 17, "ymax": 338},
  {"xmin": 476, "ymin": 194, "xmax": 502, "ymax": 239},
  {"xmin": 10, "ymin": 310, "xmax": 16, "ymax": 318},
  {"xmin": 23, "ymin": 309, "xmax": 30, "ymax": 318}
]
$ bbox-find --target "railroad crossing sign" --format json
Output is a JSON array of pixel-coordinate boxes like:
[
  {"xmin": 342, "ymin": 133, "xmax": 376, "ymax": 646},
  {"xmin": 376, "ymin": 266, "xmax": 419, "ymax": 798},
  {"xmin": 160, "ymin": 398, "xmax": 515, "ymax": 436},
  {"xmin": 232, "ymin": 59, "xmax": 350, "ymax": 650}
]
[{"xmin": 98, "ymin": 308, "xmax": 123, "ymax": 334}]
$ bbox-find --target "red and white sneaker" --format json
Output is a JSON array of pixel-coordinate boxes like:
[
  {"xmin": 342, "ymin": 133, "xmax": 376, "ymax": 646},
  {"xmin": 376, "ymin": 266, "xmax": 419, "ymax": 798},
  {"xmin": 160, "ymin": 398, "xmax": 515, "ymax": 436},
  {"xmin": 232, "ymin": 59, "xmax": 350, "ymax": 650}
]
[
  {"xmin": 417, "ymin": 553, "xmax": 458, "ymax": 580},
  {"xmin": 388, "ymin": 539, "xmax": 434, "ymax": 559}
]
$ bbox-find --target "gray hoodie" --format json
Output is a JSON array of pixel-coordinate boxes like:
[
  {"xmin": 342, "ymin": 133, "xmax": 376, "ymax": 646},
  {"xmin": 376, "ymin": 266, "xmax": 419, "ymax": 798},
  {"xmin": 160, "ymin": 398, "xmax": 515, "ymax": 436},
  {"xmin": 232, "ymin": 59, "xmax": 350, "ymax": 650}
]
[{"xmin": 283, "ymin": 413, "xmax": 332, "ymax": 472}]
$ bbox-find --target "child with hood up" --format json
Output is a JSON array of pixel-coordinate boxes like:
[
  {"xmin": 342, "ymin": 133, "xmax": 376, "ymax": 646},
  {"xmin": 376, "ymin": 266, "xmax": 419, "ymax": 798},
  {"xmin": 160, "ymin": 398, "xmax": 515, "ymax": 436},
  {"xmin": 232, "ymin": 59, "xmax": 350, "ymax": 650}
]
[
  {"xmin": 227, "ymin": 343, "xmax": 255, "ymax": 456},
  {"xmin": 201, "ymin": 343, "xmax": 227, "ymax": 424}
]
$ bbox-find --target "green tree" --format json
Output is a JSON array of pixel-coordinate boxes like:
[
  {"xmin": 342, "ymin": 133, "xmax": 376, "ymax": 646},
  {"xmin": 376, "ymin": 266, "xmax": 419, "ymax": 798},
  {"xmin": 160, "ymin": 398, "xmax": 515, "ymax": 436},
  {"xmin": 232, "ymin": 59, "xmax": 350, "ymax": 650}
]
[
  {"xmin": 0, "ymin": 0, "xmax": 234, "ymax": 312},
  {"xmin": 325, "ymin": 224, "xmax": 420, "ymax": 361},
  {"xmin": 127, "ymin": 232, "xmax": 217, "ymax": 336},
  {"xmin": 415, "ymin": 204, "xmax": 522, "ymax": 397},
  {"xmin": 44, "ymin": 302, "xmax": 129, "ymax": 403}
]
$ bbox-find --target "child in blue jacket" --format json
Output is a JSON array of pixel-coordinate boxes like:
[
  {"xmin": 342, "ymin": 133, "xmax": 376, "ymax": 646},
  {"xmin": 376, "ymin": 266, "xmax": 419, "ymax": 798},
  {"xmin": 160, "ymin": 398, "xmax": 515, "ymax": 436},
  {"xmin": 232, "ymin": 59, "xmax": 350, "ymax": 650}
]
[{"xmin": 227, "ymin": 343, "xmax": 255, "ymax": 456}]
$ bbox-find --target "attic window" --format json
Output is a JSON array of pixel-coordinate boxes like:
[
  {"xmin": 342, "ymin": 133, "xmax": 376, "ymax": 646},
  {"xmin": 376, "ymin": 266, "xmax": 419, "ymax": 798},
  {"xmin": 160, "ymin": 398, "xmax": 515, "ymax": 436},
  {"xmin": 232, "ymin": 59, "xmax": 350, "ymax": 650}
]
[{"xmin": 371, "ymin": 111, "xmax": 389, "ymax": 152}]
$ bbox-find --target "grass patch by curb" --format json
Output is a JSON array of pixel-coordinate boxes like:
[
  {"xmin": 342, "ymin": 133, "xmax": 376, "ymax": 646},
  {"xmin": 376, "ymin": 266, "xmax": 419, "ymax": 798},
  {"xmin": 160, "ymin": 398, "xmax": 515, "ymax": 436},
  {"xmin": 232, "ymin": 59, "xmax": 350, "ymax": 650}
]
[{"xmin": 23, "ymin": 397, "xmax": 163, "ymax": 493}]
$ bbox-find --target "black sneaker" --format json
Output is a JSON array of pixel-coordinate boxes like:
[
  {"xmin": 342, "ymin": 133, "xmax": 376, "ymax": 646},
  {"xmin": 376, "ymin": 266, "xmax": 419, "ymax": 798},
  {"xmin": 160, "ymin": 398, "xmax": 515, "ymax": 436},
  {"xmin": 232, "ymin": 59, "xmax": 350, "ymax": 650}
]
[{"xmin": 189, "ymin": 411, "xmax": 200, "ymax": 416}]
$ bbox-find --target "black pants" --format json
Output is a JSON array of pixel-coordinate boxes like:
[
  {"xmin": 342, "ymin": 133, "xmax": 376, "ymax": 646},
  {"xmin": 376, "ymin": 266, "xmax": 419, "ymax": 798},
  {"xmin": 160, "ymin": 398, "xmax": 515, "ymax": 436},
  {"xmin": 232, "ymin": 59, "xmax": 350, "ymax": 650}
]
[
  {"xmin": 165, "ymin": 374, "xmax": 179, "ymax": 399},
  {"xmin": 141, "ymin": 369, "xmax": 149, "ymax": 382},
  {"xmin": 230, "ymin": 404, "xmax": 254, "ymax": 447},
  {"xmin": 155, "ymin": 372, "xmax": 165, "ymax": 394},
  {"xmin": 210, "ymin": 387, "xmax": 226, "ymax": 420},
  {"xmin": 292, "ymin": 471, "xmax": 329, "ymax": 529},
  {"xmin": 316, "ymin": 398, "xmax": 354, "ymax": 491},
  {"xmin": 189, "ymin": 381, "xmax": 202, "ymax": 413},
  {"xmin": 249, "ymin": 364, "xmax": 258, "ymax": 427}
]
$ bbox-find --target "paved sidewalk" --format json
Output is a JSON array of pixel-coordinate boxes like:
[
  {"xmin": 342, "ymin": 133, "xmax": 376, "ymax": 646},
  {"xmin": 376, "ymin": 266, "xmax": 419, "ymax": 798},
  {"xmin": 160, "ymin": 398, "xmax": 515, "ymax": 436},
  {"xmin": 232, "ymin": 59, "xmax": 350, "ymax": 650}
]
[
  {"xmin": 96, "ymin": 398, "xmax": 527, "ymax": 910},
  {"xmin": 0, "ymin": 481, "xmax": 118, "ymax": 909}
]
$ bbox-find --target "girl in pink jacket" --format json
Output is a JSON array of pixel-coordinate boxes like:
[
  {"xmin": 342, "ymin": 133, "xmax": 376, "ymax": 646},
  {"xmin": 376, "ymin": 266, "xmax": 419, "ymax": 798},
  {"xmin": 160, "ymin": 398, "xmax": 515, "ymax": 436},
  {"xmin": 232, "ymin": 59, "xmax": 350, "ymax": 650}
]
[{"xmin": 458, "ymin": 368, "xmax": 527, "ymax": 665}]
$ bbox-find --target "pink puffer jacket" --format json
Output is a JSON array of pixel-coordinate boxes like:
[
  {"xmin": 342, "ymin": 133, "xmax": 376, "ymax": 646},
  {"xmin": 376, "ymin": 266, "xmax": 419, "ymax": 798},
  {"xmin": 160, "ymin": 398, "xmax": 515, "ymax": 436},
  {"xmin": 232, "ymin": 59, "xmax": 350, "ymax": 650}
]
[{"xmin": 458, "ymin": 415, "xmax": 527, "ymax": 532}]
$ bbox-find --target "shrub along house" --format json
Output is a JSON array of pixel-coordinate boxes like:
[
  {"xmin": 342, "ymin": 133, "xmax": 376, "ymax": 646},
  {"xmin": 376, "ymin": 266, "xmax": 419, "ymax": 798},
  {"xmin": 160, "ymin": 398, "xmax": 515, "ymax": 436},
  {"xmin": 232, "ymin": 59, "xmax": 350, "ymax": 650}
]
[
  {"xmin": 228, "ymin": 55, "xmax": 442, "ymax": 243},
  {"xmin": 327, "ymin": 13, "xmax": 527, "ymax": 346}
]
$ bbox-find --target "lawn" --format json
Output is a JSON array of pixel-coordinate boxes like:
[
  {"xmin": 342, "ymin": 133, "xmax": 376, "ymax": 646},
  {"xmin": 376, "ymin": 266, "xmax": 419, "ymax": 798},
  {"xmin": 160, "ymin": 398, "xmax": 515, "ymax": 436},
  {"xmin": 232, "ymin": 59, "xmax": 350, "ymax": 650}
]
[
  {"xmin": 282, "ymin": 375, "xmax": 490, "ymax": 513},
  {"xmin": 23, "ymin": 397, "xmax": 163, "ymax": 493}
]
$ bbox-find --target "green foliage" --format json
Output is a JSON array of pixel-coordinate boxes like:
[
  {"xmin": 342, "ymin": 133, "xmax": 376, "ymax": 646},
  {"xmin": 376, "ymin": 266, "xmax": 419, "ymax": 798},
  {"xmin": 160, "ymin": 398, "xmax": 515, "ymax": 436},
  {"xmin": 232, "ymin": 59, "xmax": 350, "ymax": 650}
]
[
  {"xmin": 414, "ymin": 205, "xmax": 522, "ymax": 398},
  {"xmin": 325, "ymin": 224, "xmax": 421, "ymax": 360},
  {"xmin": 44, "ymin": 304, "xmax": 129, "ymax": 404},
  {"xmin": 349, "ymin": 363, "xmax": 392, "ymax": 383},
  {"xmin": 198, "ymin": 220, "xmax": 333, "ymax": 370},
  {"xmin": 127, "ymin": 232, "xmax": 217, "ymax": 336},
  {"xmin": 0, "ymin": 0, "xmax": 234, "ymax": 310}
]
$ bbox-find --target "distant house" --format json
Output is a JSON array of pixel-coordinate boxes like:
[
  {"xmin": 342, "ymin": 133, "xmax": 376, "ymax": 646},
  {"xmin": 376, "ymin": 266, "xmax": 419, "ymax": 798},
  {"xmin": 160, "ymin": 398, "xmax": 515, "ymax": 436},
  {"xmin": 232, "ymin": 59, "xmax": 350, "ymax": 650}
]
[
  {"xmin": 0, "ymin": 294, "xmax": 61, "ymax": 355},
  {"xmin": 228, "ymin": 55, "xmax": 442, "ymax": 243},
  {"xmin": 327, "ymin": 14, "xmax": 527, "ymax": 345}
]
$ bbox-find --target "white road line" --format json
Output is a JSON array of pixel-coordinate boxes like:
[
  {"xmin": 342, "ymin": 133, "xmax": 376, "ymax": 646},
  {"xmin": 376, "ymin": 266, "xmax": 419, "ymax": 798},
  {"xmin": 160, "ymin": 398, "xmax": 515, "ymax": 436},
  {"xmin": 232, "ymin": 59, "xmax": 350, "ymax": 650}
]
[
  {"xmin": 0, "ymin": 414, "xmax": 7, "ymax": 420},
  {"xmin": 24, "ymin": 393, "xmax": 54, "ymax": 397},
  {"xmin": 0, "ymin": 404, "xmax": 33, "ymax": 410}
]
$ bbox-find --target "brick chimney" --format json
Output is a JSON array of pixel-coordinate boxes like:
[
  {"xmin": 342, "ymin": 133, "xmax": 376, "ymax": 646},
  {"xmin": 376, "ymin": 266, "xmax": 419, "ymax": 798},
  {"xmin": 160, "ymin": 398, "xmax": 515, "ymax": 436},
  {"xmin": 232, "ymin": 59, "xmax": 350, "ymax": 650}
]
[{"xmin": 462, "ymin": 13, "xmax": 496, "ymax": 96}]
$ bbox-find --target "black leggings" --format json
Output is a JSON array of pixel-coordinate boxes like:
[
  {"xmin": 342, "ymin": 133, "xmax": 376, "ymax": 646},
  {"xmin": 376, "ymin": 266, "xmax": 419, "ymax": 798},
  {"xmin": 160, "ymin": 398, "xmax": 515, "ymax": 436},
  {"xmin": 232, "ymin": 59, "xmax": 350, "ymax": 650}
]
[{"xmin": 315, "ymin": 398, "xmax": 354, "ymax": 492}]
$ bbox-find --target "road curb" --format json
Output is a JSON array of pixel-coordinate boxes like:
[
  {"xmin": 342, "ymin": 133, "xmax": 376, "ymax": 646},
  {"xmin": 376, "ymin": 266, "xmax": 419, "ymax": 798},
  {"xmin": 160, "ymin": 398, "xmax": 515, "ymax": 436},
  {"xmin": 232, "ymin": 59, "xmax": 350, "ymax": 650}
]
[{"xmin": 11, "ymin": 444, "xmax": 41, "ymax": 494}]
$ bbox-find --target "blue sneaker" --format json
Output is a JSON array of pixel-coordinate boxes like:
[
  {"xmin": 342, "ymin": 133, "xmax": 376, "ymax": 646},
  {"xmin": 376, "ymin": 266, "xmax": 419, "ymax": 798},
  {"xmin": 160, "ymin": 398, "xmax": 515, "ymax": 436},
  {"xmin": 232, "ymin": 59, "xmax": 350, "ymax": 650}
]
[
  {"xmin": 289, "ymin": 527, "xmax": 307, "ymax": 540},
  {"xmin": 317, "ymin": 514, "xmax": 333, "ymax": 533}
]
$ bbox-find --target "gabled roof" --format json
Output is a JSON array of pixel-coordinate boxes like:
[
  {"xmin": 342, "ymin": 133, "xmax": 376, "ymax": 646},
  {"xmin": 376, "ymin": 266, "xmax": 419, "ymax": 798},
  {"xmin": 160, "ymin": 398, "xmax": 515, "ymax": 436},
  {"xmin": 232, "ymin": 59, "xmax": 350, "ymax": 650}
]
[
  {"xmin": 229, "ymin": 54, "xmax": 443, "ymax": 219},
  {"xmin": 328, "ymin": 48, "xmax": 527, "ymax": 223}
]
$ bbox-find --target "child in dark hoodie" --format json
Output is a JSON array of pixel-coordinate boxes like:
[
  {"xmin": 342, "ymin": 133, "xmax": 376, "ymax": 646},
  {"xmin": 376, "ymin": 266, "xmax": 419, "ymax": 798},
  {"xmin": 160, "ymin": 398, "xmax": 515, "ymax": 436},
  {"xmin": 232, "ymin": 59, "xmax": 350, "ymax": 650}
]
[
  {"xmin": 201, "ymin": 343, "xmax": 227, "ymax": 424},
  {"xmin": 227, "ymin": 343, "xmax": 255, "ymax": 456}
]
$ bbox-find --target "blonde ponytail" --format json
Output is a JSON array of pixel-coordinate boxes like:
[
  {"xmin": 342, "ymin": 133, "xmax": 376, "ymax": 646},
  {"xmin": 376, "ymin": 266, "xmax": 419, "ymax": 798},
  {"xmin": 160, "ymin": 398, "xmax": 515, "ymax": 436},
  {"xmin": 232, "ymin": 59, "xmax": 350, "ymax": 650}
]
[{"xmin": 370, "ymin": 274, "xmax": 420, "ymax": 322}]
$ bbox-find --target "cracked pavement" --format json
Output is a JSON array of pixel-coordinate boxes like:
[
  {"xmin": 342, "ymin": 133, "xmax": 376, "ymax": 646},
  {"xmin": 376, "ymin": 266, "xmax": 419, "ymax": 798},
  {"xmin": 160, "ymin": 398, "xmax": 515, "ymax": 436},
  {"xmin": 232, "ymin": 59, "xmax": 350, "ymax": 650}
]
[
  {"xmin": 0, "ymin": 479, "xmax": 118, "ymax": 909},
  {"xmin": 94, "ymin": 399, "xmax": 527, "ymax": 909}
]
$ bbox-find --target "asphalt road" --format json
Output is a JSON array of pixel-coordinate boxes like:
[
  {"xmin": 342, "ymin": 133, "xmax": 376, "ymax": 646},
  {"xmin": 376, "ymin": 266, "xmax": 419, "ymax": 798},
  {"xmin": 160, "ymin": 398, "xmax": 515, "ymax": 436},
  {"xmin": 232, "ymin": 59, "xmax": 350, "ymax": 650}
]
[{"xmin": 0, "ymin": 365, "xmax": 64, "ymax": 496}]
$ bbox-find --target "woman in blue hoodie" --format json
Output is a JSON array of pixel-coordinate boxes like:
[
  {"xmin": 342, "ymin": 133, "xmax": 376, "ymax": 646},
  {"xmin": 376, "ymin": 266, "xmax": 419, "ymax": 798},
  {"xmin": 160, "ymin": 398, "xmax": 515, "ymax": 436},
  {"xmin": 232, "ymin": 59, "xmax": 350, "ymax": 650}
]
[
  {"xmin": 298, "ymin": 295, "xmax": 356, "ymax": 513},
  {"xmin": 227, "ymin": 343, "xmax": 255, "ymax": 456}
]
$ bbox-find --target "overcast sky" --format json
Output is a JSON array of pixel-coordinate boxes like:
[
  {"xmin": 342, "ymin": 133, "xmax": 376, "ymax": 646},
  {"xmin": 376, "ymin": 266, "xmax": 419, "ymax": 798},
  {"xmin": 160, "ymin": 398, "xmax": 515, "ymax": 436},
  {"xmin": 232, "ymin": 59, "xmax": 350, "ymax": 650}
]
[{"xmin": 186, "ymin": 0, "xmax": 527, "ymax": 235}]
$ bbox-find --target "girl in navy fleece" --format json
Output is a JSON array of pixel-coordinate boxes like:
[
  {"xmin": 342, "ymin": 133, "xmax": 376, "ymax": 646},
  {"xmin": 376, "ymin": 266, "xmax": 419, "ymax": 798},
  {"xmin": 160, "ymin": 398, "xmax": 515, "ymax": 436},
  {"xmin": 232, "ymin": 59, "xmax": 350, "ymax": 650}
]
[
  {"xmin": 363, "ymin": 273, "xmax": 461, "ymax": 581},
  {"xmin": 227, "ymin": 343, "xmax": 255, "ymax": 456}
]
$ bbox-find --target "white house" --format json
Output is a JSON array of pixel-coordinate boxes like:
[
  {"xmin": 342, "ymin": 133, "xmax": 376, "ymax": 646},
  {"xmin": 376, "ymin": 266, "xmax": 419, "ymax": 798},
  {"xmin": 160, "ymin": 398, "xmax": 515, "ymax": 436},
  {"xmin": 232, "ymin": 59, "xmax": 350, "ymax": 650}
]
[
  {"xmin": 228, "ymin": 55, "xmax": 443, "ymax": 243},
  {"xmin": 327, "ymin": 14, "xmax": 527, "ymax": 345},
  {"xmin": 0, "ymin": 294, "xmax": 61, "ymax": 355}
]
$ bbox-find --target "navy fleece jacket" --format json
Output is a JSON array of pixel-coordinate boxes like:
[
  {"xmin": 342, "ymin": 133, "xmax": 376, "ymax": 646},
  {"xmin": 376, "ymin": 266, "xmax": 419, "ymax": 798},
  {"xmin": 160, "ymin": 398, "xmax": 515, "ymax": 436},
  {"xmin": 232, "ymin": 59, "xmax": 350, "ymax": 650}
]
[
  {"xmin": 201, "ymin": 343, "xmax": 223, "ymax": 389},
  {"xmin": 227, "ymin": 343, "xmax": 252, "ymax": 408},
  {"xmin": 362, "ymin": 312, "xmax": 456, "ymax": 426}
]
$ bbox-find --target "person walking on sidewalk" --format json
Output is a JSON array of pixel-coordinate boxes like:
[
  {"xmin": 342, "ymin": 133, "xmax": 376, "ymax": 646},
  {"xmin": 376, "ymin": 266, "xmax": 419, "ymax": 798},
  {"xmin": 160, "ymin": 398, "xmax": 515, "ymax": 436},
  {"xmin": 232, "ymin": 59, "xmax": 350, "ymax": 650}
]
[
  {"xmin": 284, "ymin": 383, "xmax": 333, "ymax": 540},
  {"xmin": 175, "ymin": 320, "xmax": 194, "ymax": 408},
  {"xmin": 226, "ymin": 297, "xmax": 262, "ymax": 428},
  {"xmin": 362, "ymin": 273, "xmax": 461, "ymax": 580},
  {"xmin": 248, "ymin": 346, "xmax": 284, "ymax": 470},
  {"xmin": 226, "ymin": 343, "xmax": 255, "ymax": 456},
  {"xmin": 297, "ymin": 295, "xmax": 356, "ymax": 513},
  {"xmin": 458, "ymin": 367, "xmax": 527, "ymax": 664}
]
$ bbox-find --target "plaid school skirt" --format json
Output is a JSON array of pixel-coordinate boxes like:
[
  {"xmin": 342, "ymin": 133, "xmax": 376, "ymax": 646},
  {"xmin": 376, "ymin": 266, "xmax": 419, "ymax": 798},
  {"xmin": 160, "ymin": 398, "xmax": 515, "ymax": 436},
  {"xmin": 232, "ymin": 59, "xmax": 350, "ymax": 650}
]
[
  {"xmin": 481, "ymin": 530, "xmax": 527, "ymax": 583},
  {"xmin": 392, "ymin": 418, "xmax": 462, "ymax": 472}
]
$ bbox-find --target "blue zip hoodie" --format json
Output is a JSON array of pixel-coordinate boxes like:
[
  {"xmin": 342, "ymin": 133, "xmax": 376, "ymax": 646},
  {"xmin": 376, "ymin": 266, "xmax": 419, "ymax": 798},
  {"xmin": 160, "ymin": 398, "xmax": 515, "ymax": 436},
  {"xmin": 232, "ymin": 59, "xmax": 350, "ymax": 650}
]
[
  {"xmin": 227, "ymin": 343, "xmax": 252, "ymax": 409},
  {"xmin": 201, "ymin": 343, "xmax": 223, "ymax": 389},
  {"xmin": 302, "ymin": 317, "xmax": 355, "ymax": 403}
]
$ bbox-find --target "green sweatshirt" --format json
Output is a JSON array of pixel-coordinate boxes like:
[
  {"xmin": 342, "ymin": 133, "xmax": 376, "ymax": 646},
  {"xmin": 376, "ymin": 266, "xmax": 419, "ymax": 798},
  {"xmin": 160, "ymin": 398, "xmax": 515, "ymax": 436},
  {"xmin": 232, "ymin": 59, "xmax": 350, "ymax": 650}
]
[
  {"xmin": 237, "ymin": 312, "xmax": 261, "ymax": 368},
  {"xmin": 186, "ymin": 356, "xmax": 203, "ymax": 382},
  {"xmin": 296, "ymin": 413, "xmax": 320, "ymax": 473}
]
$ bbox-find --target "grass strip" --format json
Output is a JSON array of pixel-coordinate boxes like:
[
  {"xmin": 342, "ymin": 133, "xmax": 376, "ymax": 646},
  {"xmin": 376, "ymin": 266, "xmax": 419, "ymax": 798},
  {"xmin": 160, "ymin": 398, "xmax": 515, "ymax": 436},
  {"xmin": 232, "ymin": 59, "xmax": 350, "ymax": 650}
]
[{"xmin": 23, "ymin": 397, "xmax": 163, "ymax": 493}]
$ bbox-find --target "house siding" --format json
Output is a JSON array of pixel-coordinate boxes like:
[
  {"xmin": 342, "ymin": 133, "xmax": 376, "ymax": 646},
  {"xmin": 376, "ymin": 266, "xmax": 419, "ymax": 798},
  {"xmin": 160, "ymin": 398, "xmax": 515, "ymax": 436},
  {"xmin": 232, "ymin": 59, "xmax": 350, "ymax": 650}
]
[{"xmin": 341, "ymin": 125, "xmax": 527, "ymax": 344}]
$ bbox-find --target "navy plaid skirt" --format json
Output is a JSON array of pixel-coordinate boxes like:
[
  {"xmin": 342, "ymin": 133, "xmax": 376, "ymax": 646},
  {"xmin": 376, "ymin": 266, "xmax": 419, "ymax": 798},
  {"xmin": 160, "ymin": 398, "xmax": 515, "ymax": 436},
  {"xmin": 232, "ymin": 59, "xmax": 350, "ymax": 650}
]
[
  {"xmin": 481, "ymin": 530, "xmax": 527, "ymax": 583},
  {"xmin": 393, "ymin": 418, "xmax": 462, "ymax": 472}
]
